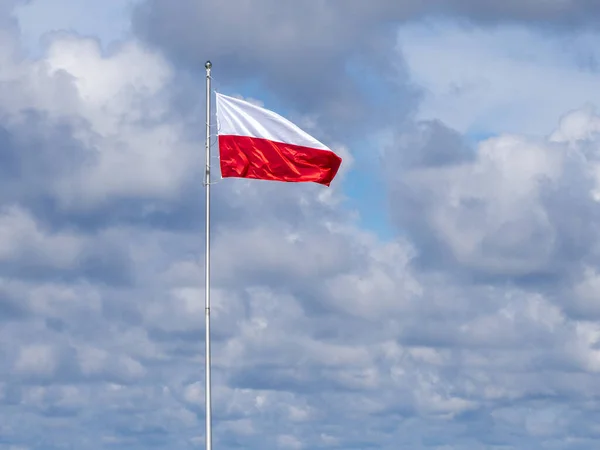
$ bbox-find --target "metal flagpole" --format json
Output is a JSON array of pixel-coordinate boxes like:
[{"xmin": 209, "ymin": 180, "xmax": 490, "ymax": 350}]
[{"xmin": 204, "ymin": 60, "xmax": 213, "ymax": 450}]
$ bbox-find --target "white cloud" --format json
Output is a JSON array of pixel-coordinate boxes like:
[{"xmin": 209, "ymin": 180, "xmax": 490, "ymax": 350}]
[
  {"xmin": 4, "ymin": 3, "xmax": 600, "ymax": 450},
  {"xmin": 0, "ymin": 205, "xmax": 81, "ymax": 265},
  {"xmin": 13, "ymin": 344, "xmax": 59, "ymax": 377},
  {"xmin": 397, "ymin": 22, "xmax": 600, "ymax": 137},
  {"xmin": 385, "ymin": 106, "xmax": 600, "ymax": 279},
  {"xmin": 0, "ymin": 32, "xmax": 198, "ymax": 210},
  {"xmin": 15, "ymin": 0, "xmax": 139, "ymax": 55},
  {"xmin": 277, "ymin": 434, "xmax": 303, "ymax": 450}
]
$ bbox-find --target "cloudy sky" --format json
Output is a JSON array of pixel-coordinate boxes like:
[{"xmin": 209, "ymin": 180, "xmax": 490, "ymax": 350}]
[{"xmin": 4, "ymin": 0, "xmax": 600, "ymax": 449}]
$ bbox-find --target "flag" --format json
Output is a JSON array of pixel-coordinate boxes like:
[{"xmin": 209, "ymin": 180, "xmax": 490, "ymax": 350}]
[{"xmin": 215, "ymin": 93, "xmax": 342, "ymax": 186}]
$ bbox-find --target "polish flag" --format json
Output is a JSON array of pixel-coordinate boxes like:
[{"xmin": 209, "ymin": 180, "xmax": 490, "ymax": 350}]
[{"xmin": 215, "ymin": 93, "xmax": 342, "ymax": 186}]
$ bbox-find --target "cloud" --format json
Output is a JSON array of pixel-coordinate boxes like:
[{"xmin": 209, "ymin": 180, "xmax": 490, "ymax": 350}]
[
  {"xmin": 383, "ymin": 106, "xmax": 600, "ymax": 286},
  {"xmin": 0, "ymin": 205, "xmax": 133, "ymax": 285},
  {"xmin": 0, "ymin": 29, "xmax": 212, "ymax": 238},
  {"xmin": 131, "ymin": 0, "xmax": 419, "ymax": 139},
  {"xmin": 4, "ymin": 1, "xmax": 600, "ymax": 450},
  {"xmin": 130, "ymin": 0, "xmax": 600, "ymax": 139},
  {"xmin": 397, "ymin": 22, "xmax": 600, "ymax": 136}
]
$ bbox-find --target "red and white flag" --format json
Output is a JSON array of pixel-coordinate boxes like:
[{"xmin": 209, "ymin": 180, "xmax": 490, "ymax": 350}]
[{"xmin": 215, "ymin": 93, "xmax": 342, "ymax": 186}]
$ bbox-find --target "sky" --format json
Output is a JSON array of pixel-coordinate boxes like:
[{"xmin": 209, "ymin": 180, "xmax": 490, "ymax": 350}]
[{"xmin": 4, "ymin": 0, "xmax": 600, "ymax": 449}]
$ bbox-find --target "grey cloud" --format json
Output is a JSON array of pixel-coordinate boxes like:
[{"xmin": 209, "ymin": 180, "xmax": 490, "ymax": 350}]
[
  {"xmin": 111, "ymin": 182, "xmax": 600, "ymax": 448},
  {"xmin": 0, "ymin": 285, "xmax": 29, "ymax": 321},
  {"xmin": 384, "ymin": 113, "xmax": 600, "ymax": 288},
  {"xmin": 131, "ymin": 0, "xmax": 419, "ymax": 138},
  {"xmin": 0, "ymin": 205, "xmax": 134, "ymax": 286},
  {"xmin": 131, "ymin": 0, "xmax": 600, "ymax": 140},
  {"xmin": 0, "ymin": 241, "xmax": 134, "ymax": 286},
  {"xmin": 0, "ymin": 111, "xmax": 95, "ymax": 207},
  {"xmin": 427, "ymin": 0, "xmax": 600, "ymax": 25},
  {"xmin": 390, "ymin": 120, "xmax": 475, "ymax": 169},
  {"xmin": 3, "ymin": 4, "xmax": 600, "ymax": 450}
]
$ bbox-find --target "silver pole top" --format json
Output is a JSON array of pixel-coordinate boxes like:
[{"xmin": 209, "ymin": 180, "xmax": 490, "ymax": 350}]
[{"xmin": 205, "ymin": 60, "xmax": 212, "ymax": 70}]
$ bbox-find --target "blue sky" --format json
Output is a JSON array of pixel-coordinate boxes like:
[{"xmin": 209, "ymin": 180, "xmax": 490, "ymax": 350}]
[{"xmin": 5, "ymin": 1, "xmax": 600, "ymax": 449}]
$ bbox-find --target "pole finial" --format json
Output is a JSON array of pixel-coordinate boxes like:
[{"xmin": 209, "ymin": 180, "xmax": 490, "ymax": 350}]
[{"xmin": 205, "ymin": 60, "xmax": 212, "ymax": 70}]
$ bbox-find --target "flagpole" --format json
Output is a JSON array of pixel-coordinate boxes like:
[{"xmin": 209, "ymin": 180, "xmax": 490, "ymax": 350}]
[{"xmin": 204, "ymin": 60, "xmax": 213, "ymax": 450}]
